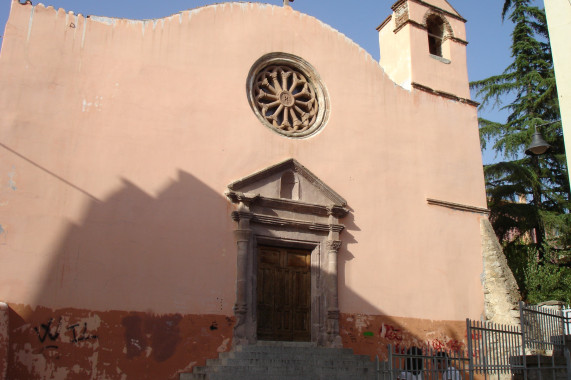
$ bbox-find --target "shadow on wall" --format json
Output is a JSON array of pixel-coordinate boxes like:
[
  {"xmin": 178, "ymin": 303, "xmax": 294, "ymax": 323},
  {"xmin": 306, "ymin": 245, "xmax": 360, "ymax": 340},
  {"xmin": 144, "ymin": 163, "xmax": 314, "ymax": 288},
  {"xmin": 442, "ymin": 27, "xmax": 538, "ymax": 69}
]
[
  {"xmin": 337, "ymin": 207, "xmax": 468, "ymax": 360},
  {"xmin": 31, "ymin": 170, "xmax": 235, "ymax": 314},
  {"xmin": 5, "ymin": 169, "xmax": 469, "ymax": 379}
]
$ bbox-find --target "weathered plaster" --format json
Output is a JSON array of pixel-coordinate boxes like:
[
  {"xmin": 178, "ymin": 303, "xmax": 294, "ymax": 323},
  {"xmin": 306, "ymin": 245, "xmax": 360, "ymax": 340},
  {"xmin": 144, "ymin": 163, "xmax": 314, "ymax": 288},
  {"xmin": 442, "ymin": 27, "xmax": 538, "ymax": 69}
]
[
  {"xmin": 340, "ymin": 313, "xmax": 467, "ymax": 360},
  {"xmin": 7, "ymin": 304, "xmax": 233, "ymax": 380}
]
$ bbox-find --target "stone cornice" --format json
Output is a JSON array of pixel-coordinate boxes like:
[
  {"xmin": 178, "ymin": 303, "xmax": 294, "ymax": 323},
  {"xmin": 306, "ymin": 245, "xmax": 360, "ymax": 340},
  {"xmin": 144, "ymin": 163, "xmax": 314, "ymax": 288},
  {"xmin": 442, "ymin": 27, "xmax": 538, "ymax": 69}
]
[
  {"xmin": 376, "ymin": 15, "xmax": 392, "ymax": 31},
  {"xmin": 227, "ymin": 191, "xmax": 349, "ymax": 218},
  {"xmin": 447, "ymin": 36, "xmax": 468, "ymax": 46},
  {"xmin": 392, "ymin": 20, "xmax": 469, "ymax": 46},
  {"xmin": 411, "ymin": 82, "xmax": 479, "ymax": 107},
  {"xmin": 427, "ymin": 198, "xmax": 490, "ymax": 214},
  {"xmin": 231, "ymin": 211, "xmax": 344, "ymax": 233},
  {"xmin": 391, "ymin": 0, "xmax": 466, "ymax": 23},
  {"xmin": 227, "ymin": 158, "xmax": 347, "ymax": 207},
  {"xmin": 394, "ymin": 19, "xmax": 425, "ymax": 34}
]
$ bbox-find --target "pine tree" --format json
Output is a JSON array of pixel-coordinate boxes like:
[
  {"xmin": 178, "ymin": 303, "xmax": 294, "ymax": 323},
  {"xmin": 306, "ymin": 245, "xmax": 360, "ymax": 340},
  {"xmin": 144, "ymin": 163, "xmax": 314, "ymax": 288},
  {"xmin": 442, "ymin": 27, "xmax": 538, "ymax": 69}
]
[{"xmin": 471, "ymin": 0, "xmax": 570, "ymax": 301}]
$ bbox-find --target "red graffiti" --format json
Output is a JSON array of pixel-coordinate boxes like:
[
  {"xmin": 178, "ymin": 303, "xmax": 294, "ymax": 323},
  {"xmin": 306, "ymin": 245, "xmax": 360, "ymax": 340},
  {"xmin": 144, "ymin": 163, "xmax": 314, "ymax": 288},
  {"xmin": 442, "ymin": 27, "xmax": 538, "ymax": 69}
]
[
  {"xmin": 430, "ymin": 339, "xmax": 445, "ymax": 351},
  {"xmin": 379, "ymin": 324, "xmax": 403, "ymax": 343},
  {"xmin": 446, "ymin": 339, "xmax": 464, "ymax": 353}
]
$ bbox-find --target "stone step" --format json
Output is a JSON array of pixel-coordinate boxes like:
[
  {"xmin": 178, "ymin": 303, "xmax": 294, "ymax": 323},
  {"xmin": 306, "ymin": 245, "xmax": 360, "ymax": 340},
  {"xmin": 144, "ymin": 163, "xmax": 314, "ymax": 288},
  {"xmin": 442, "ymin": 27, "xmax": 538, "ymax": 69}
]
[
  {"xmin": 254, "ymin": 340, "xmax": 317, "ymax": 347},
  {"xmin": 206, "ymin": 357, "xmax": 373, "ymax": 367},
  {"xmin": 181, "ymin": 373, "xmax": 374, "ymax": 380},
  {"xmin": 189, "ymin": 364, "xmax": 375, "ymax": 378},
  {"xmin": 178, "ymin": 341, "xmax": 381, "ymax": 380},
  {"xmin": 233, "ymin": 344, "xmax": 355, "ymax": 355}
]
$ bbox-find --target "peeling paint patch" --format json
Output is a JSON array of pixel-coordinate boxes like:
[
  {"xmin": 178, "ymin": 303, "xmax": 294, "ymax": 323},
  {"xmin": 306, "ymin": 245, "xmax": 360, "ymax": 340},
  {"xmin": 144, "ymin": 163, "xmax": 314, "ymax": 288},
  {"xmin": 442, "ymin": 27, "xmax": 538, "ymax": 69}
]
[
  {"xmin": 354, "ymin": 314, "xmax": 372, "ymax": 331},
  {"xmin": 27, "ymin": 5, "xmax": 35, "ymax": 43},
  {"xmin": 216, "ymin": 337, "xmax": 229, "ymax": 353},
  {"xmin": 90, "ymin": 16, "xmax": 116, "ymax": 26},
  {"xmin": 8, "ymin": 171, "xmax": 17, "ymax": 191},
  {"xmin": 0, "ymin": 225, "xmax": 6, "ymax": 245},
  {"xmin": 8, "ymin": 305, "xmax": 234, "ymax": 379},
  {"xmin": 82, "ymin": 96, "xmax": 103, "ymax": 112}
]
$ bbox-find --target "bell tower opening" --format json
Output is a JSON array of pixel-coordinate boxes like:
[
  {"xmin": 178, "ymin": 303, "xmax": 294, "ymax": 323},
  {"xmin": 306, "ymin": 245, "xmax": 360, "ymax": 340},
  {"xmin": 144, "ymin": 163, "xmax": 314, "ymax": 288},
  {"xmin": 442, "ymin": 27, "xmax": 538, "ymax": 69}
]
[{"xmin": 426, "ymin": 15, "xmax": 445, "ymax": 57}]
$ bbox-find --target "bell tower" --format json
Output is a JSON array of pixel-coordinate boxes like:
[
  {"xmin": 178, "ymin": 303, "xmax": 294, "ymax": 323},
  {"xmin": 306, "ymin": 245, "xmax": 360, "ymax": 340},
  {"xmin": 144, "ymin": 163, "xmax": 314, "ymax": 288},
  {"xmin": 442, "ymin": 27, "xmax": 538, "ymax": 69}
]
[{"xmin": 377, "ymin": 0, "xmax": 470, "ymax": 100}]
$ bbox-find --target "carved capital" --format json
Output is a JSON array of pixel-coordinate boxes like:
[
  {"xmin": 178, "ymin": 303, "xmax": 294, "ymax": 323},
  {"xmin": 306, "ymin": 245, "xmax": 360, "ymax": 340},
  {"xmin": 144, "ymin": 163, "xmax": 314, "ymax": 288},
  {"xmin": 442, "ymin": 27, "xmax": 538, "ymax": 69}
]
[
  {"xmin": 226, "ymin": 191, "xmax": 260, "ymax": 207},
  {"xmin": 233, "ymin": 303, "xmax": 247, "ymax": 315},
  {"xmin": 326, "ymin": 240, "xmax": 342, "ymax": 253},
  {"xmin": 327, "ymin": 309, "xmax": 340, "ymax": 320},
  {"xmin": 326, "ymin": 205, "xmax": 349, "ymax": 218},
  {"xmin": 234, "ymin": 229, "xmax": 252, "ymax": 242},
  {"xmin": 231, "ymin": 211, "xmax": 253, "ymax": 222}
]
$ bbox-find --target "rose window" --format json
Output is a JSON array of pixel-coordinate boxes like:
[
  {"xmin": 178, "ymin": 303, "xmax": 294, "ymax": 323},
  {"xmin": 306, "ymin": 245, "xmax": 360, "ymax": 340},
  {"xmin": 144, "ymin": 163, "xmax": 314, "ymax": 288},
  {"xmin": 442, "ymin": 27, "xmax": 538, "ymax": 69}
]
[
  {"xmin": 253, "ymin": 65, "xmax": 318, "ymax": 134},
  {"xmin": 247, "ymin": 54, "xmax": 328, "ymax": 138}
]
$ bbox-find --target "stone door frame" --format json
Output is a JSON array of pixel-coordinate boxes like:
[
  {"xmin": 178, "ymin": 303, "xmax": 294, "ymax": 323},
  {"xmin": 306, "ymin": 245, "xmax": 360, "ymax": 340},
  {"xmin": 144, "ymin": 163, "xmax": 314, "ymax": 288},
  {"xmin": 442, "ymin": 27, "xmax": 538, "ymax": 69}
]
[{"xmin": 226, "ymin": 159, "xmax": 348, "ymax": 347}]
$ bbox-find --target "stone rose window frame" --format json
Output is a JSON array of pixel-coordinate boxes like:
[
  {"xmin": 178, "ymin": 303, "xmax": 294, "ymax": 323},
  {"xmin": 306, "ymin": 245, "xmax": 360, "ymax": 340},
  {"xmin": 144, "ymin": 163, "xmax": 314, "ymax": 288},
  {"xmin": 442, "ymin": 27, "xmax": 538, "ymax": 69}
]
[{"xmin": 247, "ymin": 53, "xmax": 330, "ymax": 138}]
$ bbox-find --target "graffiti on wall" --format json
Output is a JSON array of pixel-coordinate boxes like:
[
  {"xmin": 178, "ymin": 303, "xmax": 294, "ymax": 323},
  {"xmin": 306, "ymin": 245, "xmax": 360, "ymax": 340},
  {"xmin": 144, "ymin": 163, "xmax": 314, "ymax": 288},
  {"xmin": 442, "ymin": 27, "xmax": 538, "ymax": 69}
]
[{"xmin": 33, "ymin": 316, "xmax": 99, "ymax": 350}]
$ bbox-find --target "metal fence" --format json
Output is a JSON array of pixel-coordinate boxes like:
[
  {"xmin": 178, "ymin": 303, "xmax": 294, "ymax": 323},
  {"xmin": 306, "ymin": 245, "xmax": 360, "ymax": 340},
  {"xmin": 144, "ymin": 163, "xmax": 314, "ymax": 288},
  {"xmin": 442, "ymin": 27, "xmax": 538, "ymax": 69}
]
[
  {"xmin": 563, "ymin": 307, "xmax": 571, "ymax": 336},
  {"xmin": 521, "ymin": 303, "xmax": 568, "ymax": 355},
  {"xmin": 465, "ymin": 302, "xmax": 571, "ymax": 380},
  {"xmin": 467, "ymin": 319, "xmax": 525, "ymax": 377},
  {"xmin": 376, "ymin": 303, "xmax": 570, "ymax": 379},
  {"xmin": 376, "ymin": 344, "xmax": 470, "ymax": 380}
]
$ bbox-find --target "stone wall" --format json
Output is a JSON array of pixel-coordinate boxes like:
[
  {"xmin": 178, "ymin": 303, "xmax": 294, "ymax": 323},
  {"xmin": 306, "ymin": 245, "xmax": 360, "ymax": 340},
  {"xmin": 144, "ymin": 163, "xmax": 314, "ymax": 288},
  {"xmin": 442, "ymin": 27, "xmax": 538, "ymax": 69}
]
[{"xmin": 481, "ymin": 218, "xmax": 521, "ymax": 325}]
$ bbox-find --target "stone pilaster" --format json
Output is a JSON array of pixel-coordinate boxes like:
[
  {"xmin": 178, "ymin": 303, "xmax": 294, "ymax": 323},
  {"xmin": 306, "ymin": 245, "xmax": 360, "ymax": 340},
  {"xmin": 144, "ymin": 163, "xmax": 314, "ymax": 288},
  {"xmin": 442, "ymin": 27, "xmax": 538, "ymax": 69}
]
[
  {"xmin": 232, "ymin": 200, "xmax": 253, "ymax": 345},
  {"xmin": 326, "ymin": 239, "xmax": 342, "ymax": 347}
]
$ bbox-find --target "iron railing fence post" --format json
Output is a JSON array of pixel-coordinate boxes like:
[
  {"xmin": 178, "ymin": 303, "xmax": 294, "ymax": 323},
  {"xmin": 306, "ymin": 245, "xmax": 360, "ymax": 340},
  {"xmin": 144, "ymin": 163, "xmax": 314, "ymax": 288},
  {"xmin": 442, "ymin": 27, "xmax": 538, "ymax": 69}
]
[
  {"xmin": 387, "ymin": 344, "xmax": 393, "ymax": 380},
  {"xmin": 520, "ymin": 301, "xmax": 528, "ymax": 380},
  {"xmin": 565, "ymin": 348, "xmax": 571, "ymax": 380},
  {"xmin": 467, "ymin": 319, "xmax": 475, "ymax": 380}
]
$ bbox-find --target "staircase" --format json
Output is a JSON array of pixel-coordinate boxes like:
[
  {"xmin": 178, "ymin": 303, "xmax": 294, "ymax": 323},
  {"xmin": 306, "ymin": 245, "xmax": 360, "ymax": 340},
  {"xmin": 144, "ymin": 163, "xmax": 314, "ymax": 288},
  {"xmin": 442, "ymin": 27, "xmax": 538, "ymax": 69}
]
[{"xmin": 179, "ymin": 341, "xmax": 378, "ymax": 380}]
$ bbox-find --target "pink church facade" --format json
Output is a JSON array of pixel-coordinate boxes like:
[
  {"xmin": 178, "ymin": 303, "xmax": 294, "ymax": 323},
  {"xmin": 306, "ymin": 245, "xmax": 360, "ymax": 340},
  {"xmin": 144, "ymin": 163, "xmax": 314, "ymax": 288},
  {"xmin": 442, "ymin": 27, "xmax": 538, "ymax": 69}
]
[{"xmin": 0, "ymin": 0, "xmax": 489, "ymax": 378}]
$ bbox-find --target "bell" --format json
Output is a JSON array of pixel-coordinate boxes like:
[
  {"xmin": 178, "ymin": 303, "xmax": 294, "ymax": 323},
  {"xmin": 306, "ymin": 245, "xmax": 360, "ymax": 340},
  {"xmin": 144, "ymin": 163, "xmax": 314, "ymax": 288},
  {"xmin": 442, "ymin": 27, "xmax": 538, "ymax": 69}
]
[{"xmin": 525, "ymin": 129, "xmax": 551, "ymax": 156}]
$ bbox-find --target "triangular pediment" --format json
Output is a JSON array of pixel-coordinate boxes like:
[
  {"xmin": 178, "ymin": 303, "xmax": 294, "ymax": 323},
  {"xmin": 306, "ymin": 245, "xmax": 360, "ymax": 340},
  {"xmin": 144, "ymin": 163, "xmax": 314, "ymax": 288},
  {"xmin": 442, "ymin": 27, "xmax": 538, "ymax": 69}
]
[
  {"xmin": 415, "ymin": 0, "xmax": 462, "ymax": 18},
  {"xmin": 227, "ymin": 159, "xmax": 347, "ymax": 208},
  {"xmin": 393, "ymin": 0, "xmax": 463, "ymax": 19}
]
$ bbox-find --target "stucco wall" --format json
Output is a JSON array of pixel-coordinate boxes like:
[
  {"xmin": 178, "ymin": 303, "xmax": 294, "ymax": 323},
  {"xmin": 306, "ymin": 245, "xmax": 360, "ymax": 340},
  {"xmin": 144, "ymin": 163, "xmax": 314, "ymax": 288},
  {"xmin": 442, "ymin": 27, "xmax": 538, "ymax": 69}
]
[{"xmin": 0, "ymin": 1, "xmax": 487, "ymax": 378}]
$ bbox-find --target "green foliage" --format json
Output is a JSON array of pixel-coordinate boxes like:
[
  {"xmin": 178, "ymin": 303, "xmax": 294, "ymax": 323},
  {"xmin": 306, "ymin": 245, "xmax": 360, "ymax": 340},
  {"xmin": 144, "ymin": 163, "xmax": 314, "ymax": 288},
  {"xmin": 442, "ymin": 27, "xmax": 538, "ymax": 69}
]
[
  {"xmin": 473, "ymin": 0, "xmax": 571, "ymax": 302},
  {"xmin": 471, "ymin": 0, "xmax": 570, "ymax": 253},
  {"xmin": 505, "ymin": 244, "xmax": 571, "ymax": 304}
]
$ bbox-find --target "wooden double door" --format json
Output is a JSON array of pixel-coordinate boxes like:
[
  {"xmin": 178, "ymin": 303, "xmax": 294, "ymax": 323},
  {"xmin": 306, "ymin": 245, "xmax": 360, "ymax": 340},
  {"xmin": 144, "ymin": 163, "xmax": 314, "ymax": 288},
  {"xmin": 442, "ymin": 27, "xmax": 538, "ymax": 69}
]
[{"xmin": 256, "ymin": 246, "xmax": 311, "ymax": 341}]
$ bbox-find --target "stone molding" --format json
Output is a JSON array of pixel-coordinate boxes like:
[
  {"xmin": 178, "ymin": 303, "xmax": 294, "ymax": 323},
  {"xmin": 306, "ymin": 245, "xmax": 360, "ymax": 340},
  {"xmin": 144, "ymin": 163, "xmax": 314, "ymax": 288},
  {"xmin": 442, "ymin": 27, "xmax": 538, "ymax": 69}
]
[
  {"xmin": 227, "ymin": 158, "xmax": 348, "ymax": 208},
  {"xmin": 427, "ymin": 198, "xmax": 490, "ymax": 214},
  {"xmin": 391, "ymin": 0, "xmax": 466, "ymax": 23},
  {"xmin": 228, "ymin": 193, "xmax": 348, "ymax": 218},
  {"xmin": 412, "ymin": 83, "xmax": 480, "ymax": 107},
  {"xmin": 422, "ymin": 9, "xmax": 454, "ymax": 38},
  {"xmin": 227, "ymin": 160, "xmax": 349, "ymax": 347},
  {"xmin": 232, "ymin": 211, "xmax": 345, "ymax": 233},
  {"xmin": 376, "ymin": 15, "xmax": 392, "ymax": 31},
  {"xmin": 247, "ymin": 53, "xmax": 329, "ymax": 138}
]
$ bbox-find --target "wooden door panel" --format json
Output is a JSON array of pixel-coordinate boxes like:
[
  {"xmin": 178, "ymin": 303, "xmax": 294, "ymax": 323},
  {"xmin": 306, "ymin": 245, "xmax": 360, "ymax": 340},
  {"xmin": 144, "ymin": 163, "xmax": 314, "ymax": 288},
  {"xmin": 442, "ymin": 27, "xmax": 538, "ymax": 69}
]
[{"xmin": 257, "ymin": 246, "xmax": 311, "ymax": 341}]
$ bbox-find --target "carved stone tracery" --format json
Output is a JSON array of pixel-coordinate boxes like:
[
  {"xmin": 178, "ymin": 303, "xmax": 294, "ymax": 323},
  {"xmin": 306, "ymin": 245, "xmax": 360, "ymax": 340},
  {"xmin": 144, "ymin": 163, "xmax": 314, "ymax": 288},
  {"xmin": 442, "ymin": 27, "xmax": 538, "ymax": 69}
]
[
  {"xmin": 247, "ymin": 53, "xmax": 329, "ymax": 138},
  {"xmin": 253, "ymin": 65, "xmax": 318, "ymax": 134}
]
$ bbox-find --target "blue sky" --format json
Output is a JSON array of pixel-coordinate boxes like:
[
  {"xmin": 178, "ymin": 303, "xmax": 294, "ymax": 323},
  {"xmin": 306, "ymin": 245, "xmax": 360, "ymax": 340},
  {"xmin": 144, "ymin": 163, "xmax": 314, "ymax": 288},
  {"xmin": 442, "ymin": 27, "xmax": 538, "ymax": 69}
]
[{"xmin": 0, "ymin": 0, "xmax": 542, "ymax": 164}]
